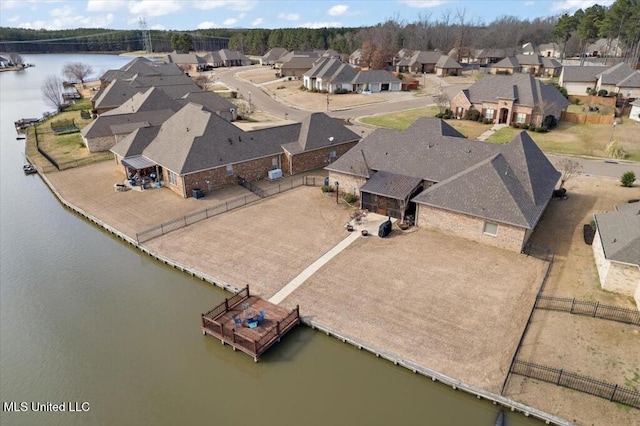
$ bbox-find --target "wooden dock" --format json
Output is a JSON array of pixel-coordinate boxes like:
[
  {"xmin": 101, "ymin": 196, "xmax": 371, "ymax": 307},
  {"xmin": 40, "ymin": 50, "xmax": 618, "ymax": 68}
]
[{"xmin": 201, "ymin": 286, "xmax": 300, "ymax": 361}]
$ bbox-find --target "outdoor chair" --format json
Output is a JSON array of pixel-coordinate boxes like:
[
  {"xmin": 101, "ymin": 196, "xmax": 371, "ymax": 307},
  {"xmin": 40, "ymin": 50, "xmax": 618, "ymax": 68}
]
[
  {"xmin": 256, "ymin": 310, "xmax": 266, "ymax": 324},
  {"xmin": 233, "ymin": 315, "xmax": 242, "ymax": 329}
]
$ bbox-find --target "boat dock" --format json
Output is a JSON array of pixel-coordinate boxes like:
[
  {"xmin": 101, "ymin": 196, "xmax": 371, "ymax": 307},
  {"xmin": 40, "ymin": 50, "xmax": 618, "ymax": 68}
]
[
  {"xmin": 14, "ymin": 118, "xmax": 40, "ymax": 131},
  {"xmin": 201, "ymin": 286, "xmax": 300, "ymax": 361}
]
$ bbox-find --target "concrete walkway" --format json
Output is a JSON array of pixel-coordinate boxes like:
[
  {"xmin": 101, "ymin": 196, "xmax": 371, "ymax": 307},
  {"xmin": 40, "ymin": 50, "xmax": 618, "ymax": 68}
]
[
  {"xmin": 476, "ymin": 123, "xmax": 507, "ymax": 141},
  {"xmin": 269, "ymin": 212, "xmax": 394, "ymax": 304}
]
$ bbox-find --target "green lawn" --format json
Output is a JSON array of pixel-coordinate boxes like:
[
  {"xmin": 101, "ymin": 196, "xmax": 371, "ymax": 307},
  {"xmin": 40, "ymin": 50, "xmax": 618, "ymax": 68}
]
[
  {"xmin": 360, "ymin": 106, "xmax": 440, "ymax": 129},
  {"xmin": 360, "ymin": 107, "xmax": 491, "ymax": 140},
  {"xmin": 361, "ymin": 107, "xmax": 640, "ymax": 161}
]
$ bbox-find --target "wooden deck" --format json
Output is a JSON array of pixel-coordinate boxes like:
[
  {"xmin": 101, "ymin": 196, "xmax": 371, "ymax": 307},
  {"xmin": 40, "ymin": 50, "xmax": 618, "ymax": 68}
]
[{"xmin": 201, "ymin": 286, "xmax": 300, "ymax": 361}]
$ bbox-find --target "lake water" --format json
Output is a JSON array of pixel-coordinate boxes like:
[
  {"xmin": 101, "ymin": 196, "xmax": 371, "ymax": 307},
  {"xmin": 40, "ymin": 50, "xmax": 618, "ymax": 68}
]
[{"xmin": 0, "ymin": 54, "xmax": 542, "ymax": 426}]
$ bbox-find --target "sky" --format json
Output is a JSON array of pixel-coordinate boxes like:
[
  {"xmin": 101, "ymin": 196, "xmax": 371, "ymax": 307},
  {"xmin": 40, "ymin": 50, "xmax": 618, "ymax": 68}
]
[{"xmin": 0, "ymin": 0, "xmax": 614, "ymax": 31}]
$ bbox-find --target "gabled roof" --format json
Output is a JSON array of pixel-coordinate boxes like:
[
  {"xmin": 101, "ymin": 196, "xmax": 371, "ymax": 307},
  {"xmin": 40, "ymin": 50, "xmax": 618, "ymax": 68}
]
[
  {"xmin": 132, "ymin": 108, "xmax": 355, "ymax": 175},
  {"xmin": 94, "ymin": 73, "xmax": 201, "ymax": 111},
  {"xmin": 538, "ymin": 42, "xmax": 559, "ymax": 52},
  {"xmin": 494, "ymin": 56, "xmax": 521, "ymax": 68},
  {"xmin": 460, "ymin": 73, "xmax": 569, "ymax": 111},
  {"xmin": 102, "ymin": 87, "xmax": 181, "ymax": 116},
  {"xmin": 349, "ymin": 49, "xmax": 362, "ymax": 60},
  {"xmin": 435, "ymin": 55, "xmax": 463, "ymax": 69},
  {"xmin": 281, "ymin": 56, "xmax": 319, "ymax": 70},
  {"xmin": 351, "ymin": 69, "xmax": 398, "ymax": 84},
  {"xmin": 597, "ymin": 62, "xmax": 635, "ymax": 85},
  {"xmin": 540, "ymin": 57, "xmax": 562, "ymax": 68},
  {"xmin": 410, "ymin": 50, "xmax": 443, "ymax": 66},
  {"xmin": 111, "ymin": 126, "xmax": 161, "ymax": 158},
  {"xmin": 561, "ymin": 66, "xmax": 610, "ymax": 82},
  {"xmin": 359, "ymin": 170, "xmax": 422, "ymax": 200},
  {"xmin": 303, "ymin": 58, "xmax": 349, "ymax": 80},
  {"xmin": 179, "ymin": 91, "xmax": 236, "ymax": 114},
  {"xmin": 326, "ymin": 118, "xmax": 492, "ymax": 181},
  {"xmin": 262, "ymin": 48, "xmax": 288, "ymax": 62},
  {"xmin": 477, "ymin": 48, "xmax": 516, "ymax": 59},
  {"xmin": 204, "ymin": 51, "xmax": 222, "ymax": 64},
  {"xmin": 595, "ymin": 204, "xmax": 640, "ymax": 266},
  {"xmin": 521, "ymin": 42, "xmax": 537, "ymax": 54},
  {"xmin": 328, "ymin": 118, "xmax": 560, "ymax": 230},
  {"xmin": 277, "ymin": 51, "xmax": 319, "ymax": 65},
  {"xmin": 163, "ymin": 51, "xmax": 207, "ymax": 65},
  {"xmin": 219, "ymin": 49, "xmax": 247, "ymax": 61},
  {"xmin": 282, "ymin": 112, "xmax": 360, "ymax": 154},
  {"xmin": 82, "ymin": 108, "xmax": 176, "ymax": 139},
  {"xmin": 616, "ymin": 71, "xmax": 640, "ymax": 88}
]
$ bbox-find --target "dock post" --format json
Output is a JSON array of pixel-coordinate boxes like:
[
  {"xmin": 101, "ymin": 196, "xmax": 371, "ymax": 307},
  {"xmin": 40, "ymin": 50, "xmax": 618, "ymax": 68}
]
[
  {"xmin": 224, "ymin": 298, "xmax": 229, "ymax": 311},
  {"xmin": 221, "ymin": 324, "xmax": 225, "ymax": 345}
]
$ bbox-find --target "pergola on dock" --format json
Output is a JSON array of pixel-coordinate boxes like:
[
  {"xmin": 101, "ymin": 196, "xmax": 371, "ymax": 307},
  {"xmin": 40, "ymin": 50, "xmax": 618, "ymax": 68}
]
[{"xmin": 201, "ymin": 286, "xmax": 300, "ymax": 361}]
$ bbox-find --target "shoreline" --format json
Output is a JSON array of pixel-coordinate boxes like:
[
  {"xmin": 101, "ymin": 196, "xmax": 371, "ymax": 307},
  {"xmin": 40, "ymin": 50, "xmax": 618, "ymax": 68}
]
[{"xmin": 31, "ymin": 159, "xmax": 571, "ymax": 426}]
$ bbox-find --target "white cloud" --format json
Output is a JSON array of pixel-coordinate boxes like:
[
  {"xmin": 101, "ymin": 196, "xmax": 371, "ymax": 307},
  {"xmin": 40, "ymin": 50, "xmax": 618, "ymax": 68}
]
[
  {"xmin": 222, "ymin": 18, "xmax": 238, "ymax": 26},
  {"xmin": 18, "ymin": 5, "xmax": 114, "ymax": 29},
  {"xmin": 300, "ymin": 21, "xmax": 342, "ymax": 29},
  {"xmin": 396, "ymin": 0, "xmax": 448, "ymax": 7},
  {"xmin": 278, "ymin": 13, "xmax": 299, "ymax": 21},
  {"xmin": 7, "ymin": 15, "xmax": 20, "ymax": 22},
  {"xmin": 238, "ymin": 12, "xmax": 246, "ymax": 18},
  {"xmin": 251, "ymin": 17, "xmax": 264, "ymax": 26},
  {"xmin": 524, "ymin": 1, "xmax": 535, "ymax": 5},
  {"xmin": 197, "ymin": 21, "xmax": 217, "ymax": 29},
  {"xmin": 128, "ymin": 0, "xmax": 182, "ymax": 17},
  {"xmin": 1, "ymin": 0, "xmax": 62, "ymax": 10},
  {"xmin": 550, "ymin": 0, "xmax": 613, "ymax": 11},
  {"xmin": 86, "ymin": 0, "xmax": 126, "ymax": 12},
  {"xmin": 193, "ymin": 1, "xmax": 256, "ymax": 11},
  {"xmin": 328, "ymin": 5, "xmax": 349, "ymax": 16}
]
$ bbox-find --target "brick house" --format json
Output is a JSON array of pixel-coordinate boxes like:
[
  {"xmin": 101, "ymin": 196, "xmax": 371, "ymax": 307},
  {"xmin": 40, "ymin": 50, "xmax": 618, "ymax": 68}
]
[
  {"xmin": 326, "ymin": 118, "xmax": 559, "ymax": 252},
  {"xmin": 450, "ymin": 74, "xmax": 569, "ymax": 126},
  {"xmin": 82, "ymin": 88, "xmax": 236, "ymax": 152},
  {"xmin": 111, "ymin": 106, "xmax": 359, "ymax": 198},
  {"xmin": 434, "ymin": 55, "xmax": 463, "ymax": 76},
  {"xmin": 490, "ymin": 55, "xmax": 562, "ymax": 77},
  {"xmin": 592, "ymin": 204, "xmax": 640, "ymax": 311}
]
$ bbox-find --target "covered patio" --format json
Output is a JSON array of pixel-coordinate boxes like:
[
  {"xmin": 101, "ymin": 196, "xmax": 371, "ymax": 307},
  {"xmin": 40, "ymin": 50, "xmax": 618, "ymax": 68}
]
[
  {"xmin": 121, "ymin": 155, "xmax": 162, "ymax": 190},
  {"xmin": 359, "ymin": 171, "xmax": 423, "ymax": 220}
]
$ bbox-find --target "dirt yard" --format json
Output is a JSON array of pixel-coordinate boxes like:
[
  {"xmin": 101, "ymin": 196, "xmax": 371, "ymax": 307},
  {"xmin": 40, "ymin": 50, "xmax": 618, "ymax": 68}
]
[
  {"xmin": 144, "ymin": 186, "xmax": 355, "ymax": 299},
  {"xmin": 503, "ymin": 174, "xmax": 640, "ymax": 426},
  {"xmin": 280, "ymin": 229, "xmax": 548, "ymax": 394}
]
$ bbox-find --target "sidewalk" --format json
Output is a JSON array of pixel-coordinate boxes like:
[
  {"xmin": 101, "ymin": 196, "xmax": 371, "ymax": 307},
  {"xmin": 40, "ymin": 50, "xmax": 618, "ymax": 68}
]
[{"xmin": 476, "ymin": 123, "xmax": 507, "ymax": 141}]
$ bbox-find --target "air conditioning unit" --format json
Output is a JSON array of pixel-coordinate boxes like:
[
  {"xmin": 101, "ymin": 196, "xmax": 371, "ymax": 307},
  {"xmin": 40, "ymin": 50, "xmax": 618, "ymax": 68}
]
[{"xmin": 268, "ymin": 169, "xmax": 282, "ymax": 180}]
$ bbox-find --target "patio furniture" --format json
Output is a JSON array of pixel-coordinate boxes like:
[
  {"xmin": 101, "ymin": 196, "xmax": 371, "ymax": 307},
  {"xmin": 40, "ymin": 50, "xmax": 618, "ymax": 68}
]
[
  {"xmin": 233, "ymin": 315, "xmax": 242, "ymax": 329},
  {"xmin": 247, "ymin": 320, "xmax": 258, "ymax": 329},
  {"xmin": 256, "ymin": 310, "xmax": 266, "ymax": 324}
]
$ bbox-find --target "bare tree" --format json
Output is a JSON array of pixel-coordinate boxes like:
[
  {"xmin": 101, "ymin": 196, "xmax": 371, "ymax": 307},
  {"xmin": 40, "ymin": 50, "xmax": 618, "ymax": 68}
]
[
  {"xmin": 433, "ymin": 91, "xmax": 451, "ymax": 113},
  {"xmin": 8, "ymin": 52, "xmax": 24, "ymax": 66},
  {"xmin": 62, "ymin": 62, "xmax": 93, "ymax": 83},
  {"xmin": 41, "ymin": 75, "xmax": 65, "ymax": 111},
  {"xmin": 557, "ymin": 158, "xmax": 583, "ymax": 189}
]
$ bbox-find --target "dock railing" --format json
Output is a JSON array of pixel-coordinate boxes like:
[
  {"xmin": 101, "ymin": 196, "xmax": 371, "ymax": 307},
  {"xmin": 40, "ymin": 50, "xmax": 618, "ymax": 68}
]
[{"xmin": 202, "ymin": 286, "xmax": 250, "ymax": 320}]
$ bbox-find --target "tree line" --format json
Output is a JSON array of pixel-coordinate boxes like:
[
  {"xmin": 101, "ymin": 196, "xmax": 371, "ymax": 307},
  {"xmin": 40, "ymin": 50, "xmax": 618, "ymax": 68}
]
[{"xmin": 1, "ymin": 0, "xmax": 638, "ymax": 66}]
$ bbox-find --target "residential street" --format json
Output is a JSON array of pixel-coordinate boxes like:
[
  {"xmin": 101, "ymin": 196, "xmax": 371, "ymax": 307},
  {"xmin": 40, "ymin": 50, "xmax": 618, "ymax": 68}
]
[{"xmin": 212, "ymin": 66, "xmax": 639, "ymax": 180}]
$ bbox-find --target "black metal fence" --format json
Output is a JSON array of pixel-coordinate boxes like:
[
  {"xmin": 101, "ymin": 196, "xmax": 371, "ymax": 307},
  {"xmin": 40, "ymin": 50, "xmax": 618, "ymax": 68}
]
[
  {"xmin": 521, "ymin": 242, "xmax": 554, "ymax": 262},
  {"xmin": 535, "ymin": 295, "xmax": 640, "ymax": 326},
  {"xmin": 511, "ymin": 359, "xmax": 640, "ymax": 409},
  {"xmin": 136, "ymin": 176, "xmax": 325, "ymax": 243}
]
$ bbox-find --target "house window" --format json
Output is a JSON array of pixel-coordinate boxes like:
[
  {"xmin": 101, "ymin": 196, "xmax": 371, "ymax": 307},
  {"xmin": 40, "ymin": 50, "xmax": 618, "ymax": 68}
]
[
  {"xmin": 485, "ymin": 109, "xmax": 494, "ymax": 119},
  {"xmin": 329, "ymin": 150, "xmax": 336, "ymax": 159},
  {"xmin": 483, "ymin": 221, "xmax": 498, "ymax": 236},
  {"xmin": 226, "ymin": 164, "xmax": 233, "ymax": 176},
  {"xmin": 168, "ymin": 170, "xmax": 177, "ymax": 185},
  {"xmin": 272, "ymin": 157, "xmax": 278, "ymax": 169},
  {"xmin": 516, "ymin": 113, "xmax": 527, "ymax": 124}
]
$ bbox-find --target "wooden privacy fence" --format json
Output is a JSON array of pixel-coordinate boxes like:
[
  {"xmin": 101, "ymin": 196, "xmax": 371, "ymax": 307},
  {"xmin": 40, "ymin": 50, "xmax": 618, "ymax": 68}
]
[
  {"xmin": 511, "ymin": 360, "xmax": 640, "ymax": 409},
  {"xmin": 136, "ymin": 176, "xmax": 325, "ymax": 243},
  {"xmin": 534, "ymin": 295, "xmax": 640, "ymax": 326},
  {"xmin": 560, "ymin": 111, "xmax": 615, "ymax": 124}
]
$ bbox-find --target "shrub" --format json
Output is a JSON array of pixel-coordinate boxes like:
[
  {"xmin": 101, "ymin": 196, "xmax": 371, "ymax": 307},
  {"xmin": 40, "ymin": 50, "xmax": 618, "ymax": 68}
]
[
  {"xmin": 465, "ymin": 108, "xmax": 480, "ymax": 121},
  {"xmin": 299, "ymin": 85, "xmax": 307, "ymax": 91},
  {"xmin": 534, "ymin": 126, "xmax": 548, "ymax": 133},
  {"xmin": 435, "ymin": 112, "xmax": 444, "ymax": 118},
  {"xmin": 276, "ymin": 85, "xmax": 285, "ymax": 89},
  {"xmin": 334, "ymin": 88, "xmax": 349, "ymax": 94},
  {"xmin": 542, "ymin": 114, "xmax": 557, "ymax": 129},
  {"xmin": 511, "ymin": 122, "xmax": 520, "ymax": 128},
  {"xmin": 310, "ymin": 88, "xmax": 318, "ymax": 93},
  {"xmin": 343, "ymin": 193, "xmax": 358, "ymax": 204},
  {"xmin": 572, "ymin": 98, "xmax": 581, "ymax": 105},
  {"xmin": 597, "ymin": 89, "xmax": 608, "ymax": 97},
  {"xmin": 321, "ymin": 184, "xmax": 334, "ymax": 193},
  {"xmin": 620, "ymin": 171, "xmax": 636, "ymax": 187},
  {"xmin": 483, "ymin": 118, "xmax": 493, "ymax": 124},
  {"xmin": 586, "ymin": 87, "xmax": 593, "ymax": 95},
  {"xmin": 443, "ymin": 113, "xmax": 452, "ymax": 119}
]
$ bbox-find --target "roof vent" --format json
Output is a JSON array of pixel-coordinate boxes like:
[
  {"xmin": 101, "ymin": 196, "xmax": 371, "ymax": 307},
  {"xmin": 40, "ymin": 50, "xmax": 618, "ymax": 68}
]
[
  {"xmin": 228, "ymin": 137, "xmax": 233, "ymax": 144},
  {"xmin": 239, "ymin": 135, "xmax": 241, "ymax": 142},
  {"xmin": 186, "ymin": 127, "xmax": 190, "ymax": 132}
]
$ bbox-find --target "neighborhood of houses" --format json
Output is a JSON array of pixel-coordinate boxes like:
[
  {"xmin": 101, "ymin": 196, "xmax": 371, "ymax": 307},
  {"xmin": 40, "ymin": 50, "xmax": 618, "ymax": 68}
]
[{"xmin": 71, "ymin": 42, "xmax": 640, "ymax": 314}]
